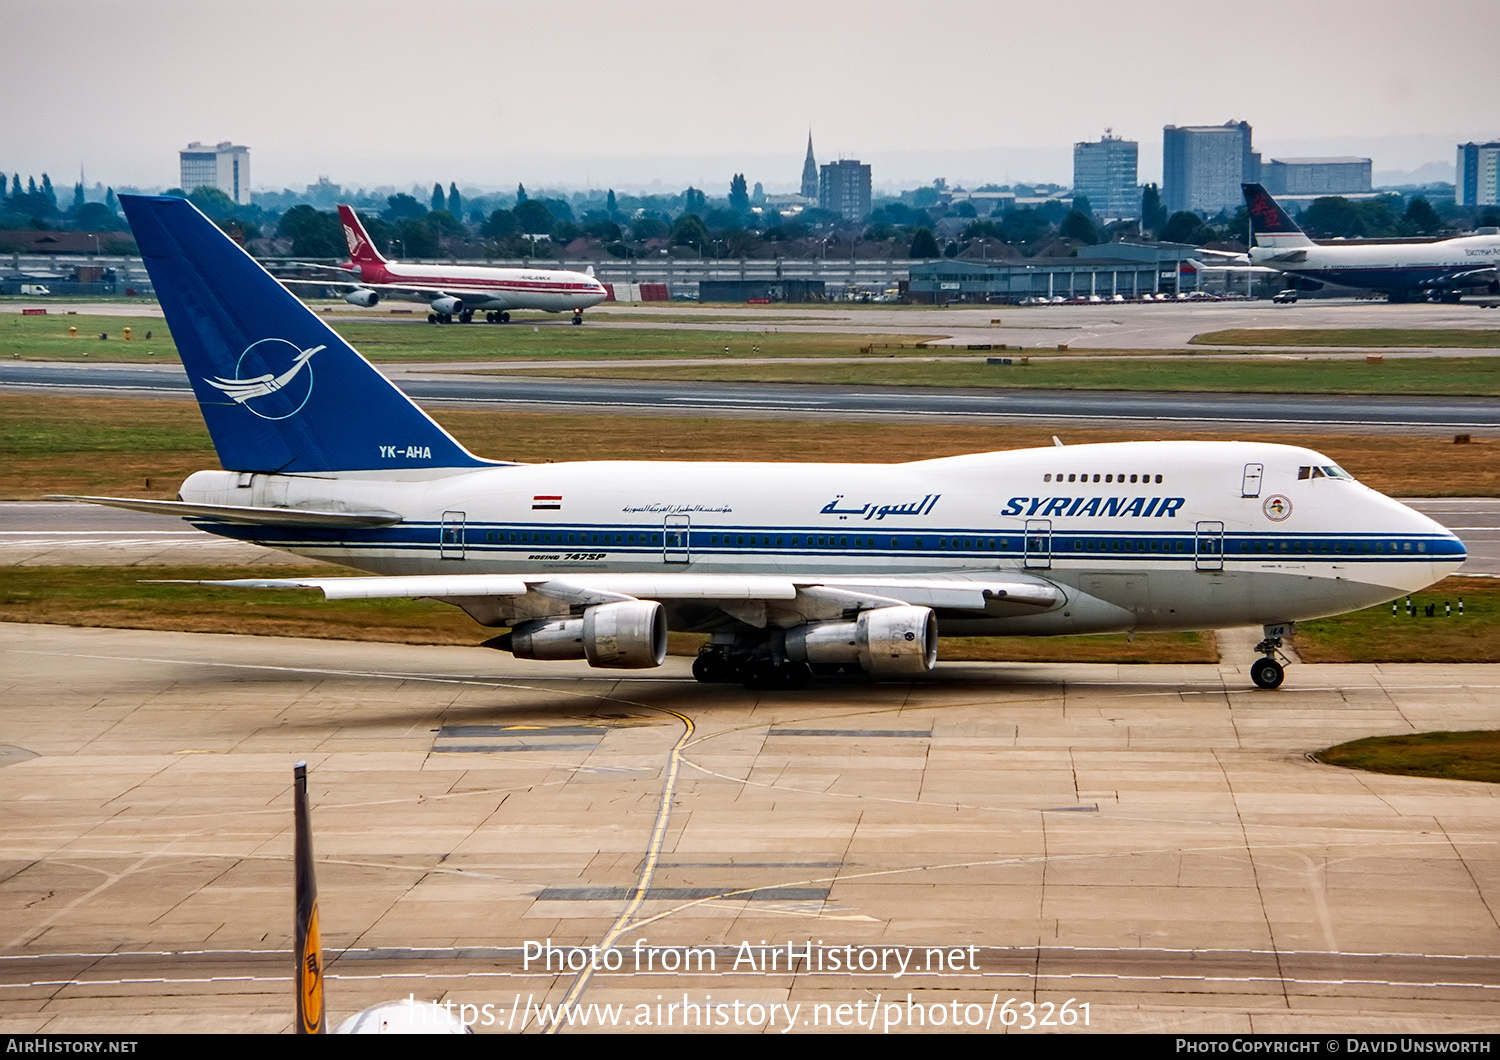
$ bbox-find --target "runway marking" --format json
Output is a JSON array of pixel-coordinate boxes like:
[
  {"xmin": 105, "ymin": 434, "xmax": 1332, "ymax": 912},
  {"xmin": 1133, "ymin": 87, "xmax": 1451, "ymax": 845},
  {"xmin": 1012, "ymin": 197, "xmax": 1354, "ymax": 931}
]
[{"xmin": 543, "ymin": 704, "xmax": 695, "ymax": 1033}]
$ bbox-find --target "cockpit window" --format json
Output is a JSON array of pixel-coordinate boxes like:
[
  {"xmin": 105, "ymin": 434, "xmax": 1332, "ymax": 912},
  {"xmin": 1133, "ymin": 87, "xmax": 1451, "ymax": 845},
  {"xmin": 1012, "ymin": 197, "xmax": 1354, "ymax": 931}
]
[{"xmin": 1298, "ymin": 465, "xmax": 1355, "ymax": 481}]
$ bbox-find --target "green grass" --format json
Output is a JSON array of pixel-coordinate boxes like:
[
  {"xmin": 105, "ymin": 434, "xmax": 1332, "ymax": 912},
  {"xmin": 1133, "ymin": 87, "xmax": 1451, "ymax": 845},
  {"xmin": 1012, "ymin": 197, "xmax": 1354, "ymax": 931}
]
[
  {"xmin": 0, "ymin": 310, "xmax": 934, "ymax": 363},
  {"xmin": 1314, "ymin": 730, "xmax": 1500, "ymax": 784},
  {"xmin": 0, "ymin": 564, "xmax": 486, "ymax": 645},
  {"xmin": 1293, "ymin": 577, "xmax": 1500, "ymax": 663},
  {"xmin": 6, "ymin": 393, "xmax": 1499, "ymax": 500},
  {"xmin": 1, "ymin": 312, "xmax": 179, "ymax": 360},
  {"xmin": 513, "ymin": 354, "xmax": 1500, "ymax": 396},
  {"xmin": 1192, "ymin": 328, "xmax": 1500, "ymax": 348}
]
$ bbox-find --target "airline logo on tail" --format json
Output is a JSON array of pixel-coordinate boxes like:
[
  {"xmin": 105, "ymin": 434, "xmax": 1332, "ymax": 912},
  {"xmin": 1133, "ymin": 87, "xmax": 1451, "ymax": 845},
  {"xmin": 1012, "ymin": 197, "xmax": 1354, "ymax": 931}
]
[
  {"xmin": 1242, "ymin": 183, "xmax": 1314, "ymax": 250},
  {"xmin": 204, "ymin": 338, "xmax": 324, "ymax": 420},
  {"xmin": 342, "ymin": 223, "xmax": 365, "ymax": 259}
]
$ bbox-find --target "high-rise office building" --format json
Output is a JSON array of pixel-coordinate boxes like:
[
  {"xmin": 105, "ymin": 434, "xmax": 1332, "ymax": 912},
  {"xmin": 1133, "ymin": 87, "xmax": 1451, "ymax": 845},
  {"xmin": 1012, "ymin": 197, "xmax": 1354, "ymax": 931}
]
[
  {"xmin": 1457, "ymin": 141, "xmax": 1500, "ymax": 207},
  {"xmin": 1073, "ymin": 131, "xmax": 1139, "ymax": 219},
  {"xmin": 1162, "ymin": 122, "xmax": 1256, "ymax": 215},
  {"xmin": 179, "ymin": 141, "xmax": 251, "ymax": 205},
  {"xmin": 1261, "ymin": 157, "xmax": 1372, "ymax": 197},
  {"xmin": 800, "ymin": 134, "xmax": 819, "ymax": 200},
  {"xmin": 819, "ymin": 159, "xmax": 871, "ymax": 222}
]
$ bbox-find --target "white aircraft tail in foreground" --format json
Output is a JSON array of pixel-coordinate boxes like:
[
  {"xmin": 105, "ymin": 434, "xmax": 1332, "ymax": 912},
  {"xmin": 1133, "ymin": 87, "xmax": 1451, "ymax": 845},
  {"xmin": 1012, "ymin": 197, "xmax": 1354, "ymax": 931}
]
[{"xmin": 60, "ymin": 195, "xmax": 1467, "ymax": 692}]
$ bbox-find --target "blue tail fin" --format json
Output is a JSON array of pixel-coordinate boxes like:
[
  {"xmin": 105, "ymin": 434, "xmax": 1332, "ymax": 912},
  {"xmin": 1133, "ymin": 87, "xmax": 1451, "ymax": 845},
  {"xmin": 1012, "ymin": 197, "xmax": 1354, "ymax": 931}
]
[{"xmin": 121, "ymin": 195, "xmax": 493, "ymax": 473}]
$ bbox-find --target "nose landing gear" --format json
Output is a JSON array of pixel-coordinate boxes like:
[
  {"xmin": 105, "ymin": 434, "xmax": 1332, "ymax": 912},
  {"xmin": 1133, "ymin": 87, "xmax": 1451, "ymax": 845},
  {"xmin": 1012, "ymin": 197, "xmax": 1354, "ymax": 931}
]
[
  {"xmin": 572, "ymin": 310, "xmax": 584, "ymax": 325},
  {"xmin": 1250, "ymin": 623, "xmax": 1293, "ymax": 689}
]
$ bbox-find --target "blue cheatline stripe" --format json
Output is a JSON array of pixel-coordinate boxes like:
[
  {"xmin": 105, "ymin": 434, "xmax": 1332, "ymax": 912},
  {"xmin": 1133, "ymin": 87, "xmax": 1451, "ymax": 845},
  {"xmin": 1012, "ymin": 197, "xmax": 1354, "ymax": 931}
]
[{"xmin": 189, "ymin": 518, "xmax": 1464, "ymax": 565}]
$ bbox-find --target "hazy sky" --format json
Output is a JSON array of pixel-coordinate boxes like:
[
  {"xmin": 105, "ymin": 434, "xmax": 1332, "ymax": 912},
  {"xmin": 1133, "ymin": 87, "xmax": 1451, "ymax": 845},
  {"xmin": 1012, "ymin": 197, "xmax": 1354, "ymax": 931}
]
[{"xmin": 4, "ymin": 0, "xmax": 1498, "ymax": 195}]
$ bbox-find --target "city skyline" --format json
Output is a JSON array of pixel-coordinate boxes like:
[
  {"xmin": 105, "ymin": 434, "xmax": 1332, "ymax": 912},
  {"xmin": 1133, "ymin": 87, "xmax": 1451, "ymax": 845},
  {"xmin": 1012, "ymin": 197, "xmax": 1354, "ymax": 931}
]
[{"xmin": 3, "ymin": 1, "xmax": 1497, "ymax": 194}]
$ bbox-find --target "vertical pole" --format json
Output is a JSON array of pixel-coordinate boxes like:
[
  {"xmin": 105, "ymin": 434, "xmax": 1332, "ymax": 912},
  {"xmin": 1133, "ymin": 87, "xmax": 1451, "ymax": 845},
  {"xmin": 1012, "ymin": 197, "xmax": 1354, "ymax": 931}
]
[{"xmin": 294, "ymin": 761, "xmax": 326, "ymax": 1034}]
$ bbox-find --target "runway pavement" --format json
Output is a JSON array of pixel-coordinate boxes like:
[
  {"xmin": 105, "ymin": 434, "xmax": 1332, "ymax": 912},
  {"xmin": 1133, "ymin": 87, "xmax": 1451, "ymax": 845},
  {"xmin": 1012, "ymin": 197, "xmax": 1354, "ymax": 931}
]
[
  {"xmin": 0, "ymin": 623, "xmax": 1496, "ymax": 1033},
  {"xmin": 3, "ymin": 359, "xmax": 1497, "ymax": 432},
  {"xmin": 7, "ymin": 296, "xmax": 1498, "ymax": 350}
]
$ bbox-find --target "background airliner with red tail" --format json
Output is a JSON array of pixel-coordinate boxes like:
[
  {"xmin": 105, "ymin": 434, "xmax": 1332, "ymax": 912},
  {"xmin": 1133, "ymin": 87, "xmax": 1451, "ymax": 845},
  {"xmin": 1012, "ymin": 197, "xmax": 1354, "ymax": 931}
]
[{"xmin": 286, "ymin": 205, "xmax": 609, "ymax": 324}]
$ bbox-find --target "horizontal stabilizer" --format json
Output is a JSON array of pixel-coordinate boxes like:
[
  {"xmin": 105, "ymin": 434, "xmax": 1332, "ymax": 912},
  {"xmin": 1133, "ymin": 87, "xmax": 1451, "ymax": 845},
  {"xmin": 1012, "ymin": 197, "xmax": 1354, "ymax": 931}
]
[{"xmin": 46, "ymin": 495, "xmax": 403, "ymax": 528}]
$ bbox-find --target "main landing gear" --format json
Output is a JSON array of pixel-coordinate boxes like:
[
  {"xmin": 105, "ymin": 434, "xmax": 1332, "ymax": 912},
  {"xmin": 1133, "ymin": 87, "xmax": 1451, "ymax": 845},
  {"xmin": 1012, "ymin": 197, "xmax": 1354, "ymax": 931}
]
[
  {"xmin": 426, "ymin": 312, "xmax": 452, "ymax": 324},
  {"xmin": 693, "ymin": 647, "xmax": 811, "ymax": 691},
  {"xmin": 485, "ymin": 311, "xmax": 511, "ymax": 324},
  {"xmin": 1250, "ymin": 623, "xmax": 1293, "ymax": 690}
]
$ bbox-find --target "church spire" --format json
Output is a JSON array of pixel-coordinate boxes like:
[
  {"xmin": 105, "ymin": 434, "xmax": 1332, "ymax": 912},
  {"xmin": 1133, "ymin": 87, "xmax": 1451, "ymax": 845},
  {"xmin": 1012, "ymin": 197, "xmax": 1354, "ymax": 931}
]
[{"xmin": 800, "ymin": 131, "xmax": 819, "ymax": 200}]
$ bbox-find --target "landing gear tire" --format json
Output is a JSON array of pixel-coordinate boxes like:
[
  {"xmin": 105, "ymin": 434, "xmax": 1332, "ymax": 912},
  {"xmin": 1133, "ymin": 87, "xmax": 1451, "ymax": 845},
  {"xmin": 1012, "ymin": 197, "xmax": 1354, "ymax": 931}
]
[
  {"xmin": 439, "ymin": 313, "xmax": 453, "ymax": 324},
  {"xmin": 1251, "ymin": 657, "xmax": 1285, "ymax": 690},
  {"xmin": 572, "ymin": 312, "xmax": 583, "ymax": 325},
  {"xmin": 500, "ymin": 312, "xmax": 510, "ymax": 323},
  {"xmin": 692, "ymin": 652, "xmax": 733, "ymax": 684},
  {"xmin": 779, "ymin": 661, "xmax": 812, "ymax": 690},
  {"xmin": 427, "ymin": 313, "xmax": 438, "ymax": 324},
  {"xmin": 459, "ymin": 310, "xmax": 473, "ymax": 324}
]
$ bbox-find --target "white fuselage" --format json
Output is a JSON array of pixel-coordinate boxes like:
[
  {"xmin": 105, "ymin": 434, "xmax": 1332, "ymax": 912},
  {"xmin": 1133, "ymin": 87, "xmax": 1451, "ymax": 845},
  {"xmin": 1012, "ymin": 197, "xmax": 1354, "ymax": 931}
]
[
  {"xmin": 352, "ymin": 259, "xmax": 609, "ymax": 313},
  {"xmin": 180, "ymin": 440, "xmax": 1465, "ymax": 637},
  {"xmin": 1249, "ymin": 233, "xmax": 1500, "ymax": 295}
]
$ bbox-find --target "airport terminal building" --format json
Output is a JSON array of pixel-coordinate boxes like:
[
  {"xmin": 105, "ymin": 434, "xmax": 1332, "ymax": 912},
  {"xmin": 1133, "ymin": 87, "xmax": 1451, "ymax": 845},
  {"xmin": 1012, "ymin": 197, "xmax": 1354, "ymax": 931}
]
[{"xmin": 905, "ymin": 242, "xmax": 1206, "ymax": 303}]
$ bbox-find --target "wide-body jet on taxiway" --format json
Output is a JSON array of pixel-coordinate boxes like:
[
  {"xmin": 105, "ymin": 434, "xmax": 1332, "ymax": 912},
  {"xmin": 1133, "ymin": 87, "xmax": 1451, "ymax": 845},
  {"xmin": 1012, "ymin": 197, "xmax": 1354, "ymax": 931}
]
[
  {"xmin": 56, "ymin": 195, "xmax": 1467, "ymax": 692},
  {"xmin": 285, "ymin": 204, "xmax": 608, "ymax": 325},
  {"xmin": 1245, "ymin": 183, "xmax": 1500, "ymax": 303}
]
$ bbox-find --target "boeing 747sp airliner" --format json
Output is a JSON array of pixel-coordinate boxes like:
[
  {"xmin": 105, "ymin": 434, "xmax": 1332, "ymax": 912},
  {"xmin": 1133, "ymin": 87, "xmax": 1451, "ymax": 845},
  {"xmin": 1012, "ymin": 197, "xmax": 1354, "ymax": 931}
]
[{"xmin": 58, "ymin": 196, "xmax": 1467, "ymax": 692}]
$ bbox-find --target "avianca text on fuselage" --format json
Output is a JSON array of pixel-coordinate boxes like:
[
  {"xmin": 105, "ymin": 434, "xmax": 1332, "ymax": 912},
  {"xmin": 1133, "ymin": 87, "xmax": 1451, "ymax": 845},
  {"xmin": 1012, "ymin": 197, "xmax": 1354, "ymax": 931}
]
[{"xmin": 1002, "ymin": 495, "xmax": 1186, "ymax": 518}]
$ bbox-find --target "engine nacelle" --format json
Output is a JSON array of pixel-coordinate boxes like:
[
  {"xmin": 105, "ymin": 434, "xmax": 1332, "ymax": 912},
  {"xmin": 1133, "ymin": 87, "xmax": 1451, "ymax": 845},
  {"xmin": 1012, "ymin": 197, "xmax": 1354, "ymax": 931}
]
[
  {"xmin": 429, "ymin": 296, "xmax": 463, "ymax": 316},
  {"xmin": 343, "ymin": 288, "xmax": 380, "ymax": 308},
  {"xmin": 785, "ymin": 605, "xmax": 937, "ymax": 675},
  {"xmin": 507, "ymin": 616, "xmax": 585, "ymax": 660},
  {"xmin": 504, "ymin": 601, "xmax": 667, "ymax": 669},
  {"xmin": 582, "ymin": 600, "xmax": 667, "ymax": 669}
]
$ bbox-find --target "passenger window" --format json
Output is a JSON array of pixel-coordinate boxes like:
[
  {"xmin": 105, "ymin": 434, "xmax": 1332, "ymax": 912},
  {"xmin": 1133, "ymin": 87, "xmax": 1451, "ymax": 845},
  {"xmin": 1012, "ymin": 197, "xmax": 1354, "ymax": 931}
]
[
  {"xmin": 1044, "ymin": 474, "xmax": 1052, "ymax": 482},
  {"xmin": 1129, "ymin": 474, "xmax": 1138, "ymax": 483},
  {"xmin": 1155, "ymin": 475, "xmax": 1163, "ymax": 483}
]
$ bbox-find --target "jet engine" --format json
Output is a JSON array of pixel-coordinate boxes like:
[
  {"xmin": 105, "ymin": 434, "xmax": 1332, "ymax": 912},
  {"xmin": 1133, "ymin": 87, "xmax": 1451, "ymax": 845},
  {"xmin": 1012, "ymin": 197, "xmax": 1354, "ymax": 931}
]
[
  {"xmin": 785, "ymin": 605, "xmax": 937, "ymax": 675},
  {"xmin": 343, "ymin": 288, "xmax": 380, "ymax": 308},
  {"xmin": 429, "ymin": 296, "xmax": 464, "ymax": 316},
  {"xmin": 504, "ymin": 601, "xmax": 667, "ymax": 669}
]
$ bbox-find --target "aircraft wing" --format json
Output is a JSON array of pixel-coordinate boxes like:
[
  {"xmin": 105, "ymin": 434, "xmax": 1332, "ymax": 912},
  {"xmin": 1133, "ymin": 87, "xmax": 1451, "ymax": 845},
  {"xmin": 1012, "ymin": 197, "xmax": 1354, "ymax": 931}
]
[
  {"xmin": 194, "ymin": 571, "xmax": 1062, "ymax": 624},
  {"xmin": 276, "ymin": 277, "xmax": 506, "ymax": 302}
]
